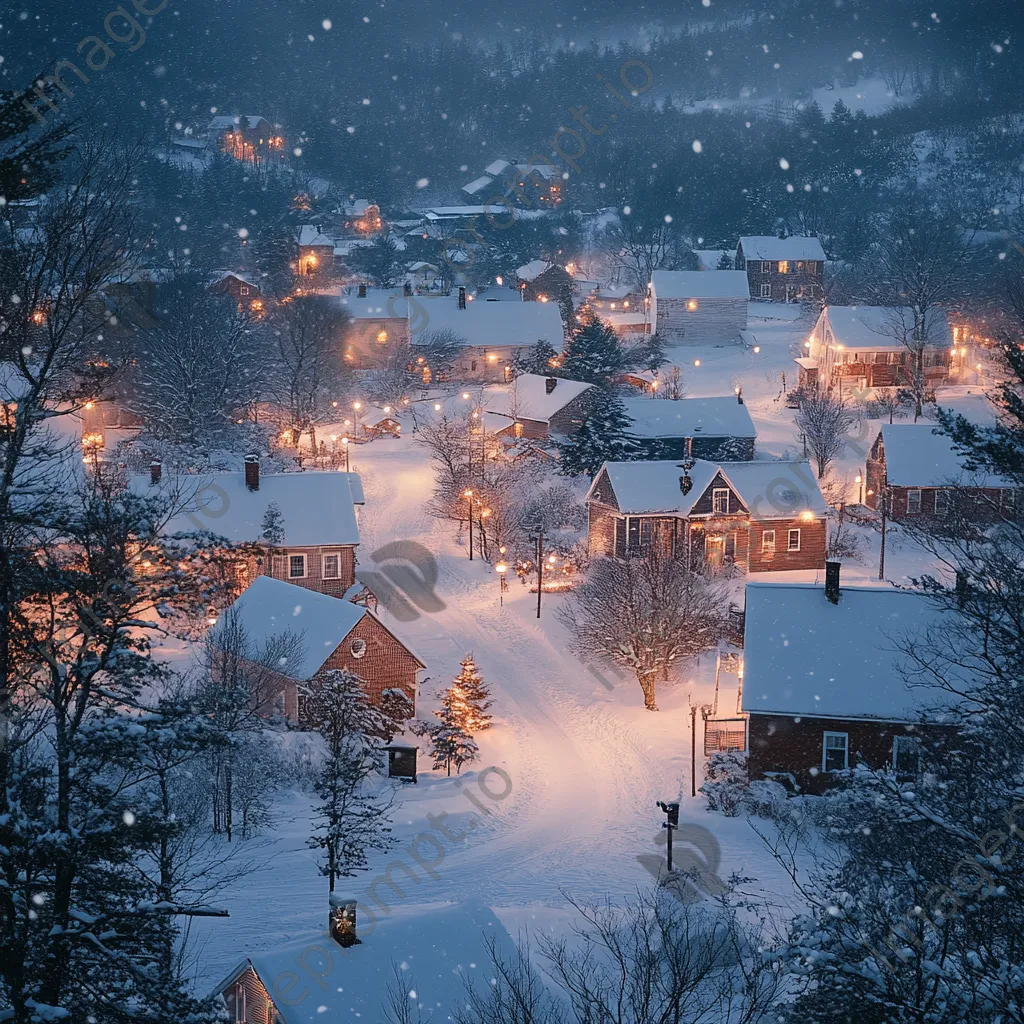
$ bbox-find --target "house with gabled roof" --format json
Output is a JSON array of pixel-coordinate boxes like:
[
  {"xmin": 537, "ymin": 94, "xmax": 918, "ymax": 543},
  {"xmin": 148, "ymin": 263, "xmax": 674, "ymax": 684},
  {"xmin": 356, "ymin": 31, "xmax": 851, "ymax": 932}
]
[
  {"xmin": 586, "ymin": 458, "xmax": 827, "ymax": 572},
  {"xmin": 648, "ymin": 271, "xmax": 750, "ymax": 345},
  {"xmin": 134, "ymin": 457, "xmax": 365, "ymax": 599},
  {"xmin": 622, "ymin": 395, "xmax": 757, "ymax": 462},
  {"xmin": 736, "ymin": 236, "xmax": 826, "ymax": 302},
  {"xmin": 484, "ymin": 373, "xmax": 594, "ymax": 439},
  {"xmin": 210, "ymin": 575, "xmax": 424, "ymax": 719},
  {"xmin": 207, "ymin": 115, "xmax": 286, "ymax": 164},
  {"xmin": 742, "ymin": 567, "xmax": 958, "ymax": 792}
]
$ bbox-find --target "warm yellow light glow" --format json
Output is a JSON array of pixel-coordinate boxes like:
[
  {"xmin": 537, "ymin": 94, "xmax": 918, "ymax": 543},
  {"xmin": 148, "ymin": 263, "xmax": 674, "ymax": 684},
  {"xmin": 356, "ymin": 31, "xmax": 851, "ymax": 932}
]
[
  {"xmin": 539, "ymin": 295, "xmax": 549, "ymax": 303},
  {"xmin": 30, "ymin": 310, "xmax": 45, "ymax": 324},
  {"xmin": 377, "ymin": 330, "xmax": 388, "ymax": 343},
  {"xmin": 495, "ymin": 562, "xmax": 508, "ymax": 574},
  {"xmin": 353, "ymin": 401, "xmax": 362, "ymax": 410},
  {"xmin": 651, "ymin": 379, "xmax": 659, "ymax": 390},
  {"xmin": 801, "ymin": 510, "xmax": 815, "ymax": 521},
  {"xmin": 488, "ymin": 354, "xmax": 498, "ymax": 362},
  {"xmin": 84, "ymin": 401, "xmax": 94, "ymax": 410},
  {"xmin": 694, "ymin": 359, "xmax": 701, "ymax": 367},
  {"xmin": 496, "ymin": 275, "xmax": 503, "ymax": 286},
  {"xmin": 434, "ymin": 402, "xmax": 442, "ymax": 411},
  {"xmin": 463, "ymin": 489, "xmax": 474, "ymax": 497},
  {"xmin": 383, "ymin": 405, "xmax": 391, "ymax": 413},
  {"xmin": 547, "ymin": 554, "xmax": 556, "ymax": 564},
  {"xmin": 686, "ymin": 299, "xmax": 698, "ymax": 311},
  {"xmin": 753, "ymin": 345, "xmax": 760, "ymax": 353},
  {"xmin": 341, "ymin": 436, "xmax": 349, "ymax": 445},
  {"xmin": 855, "ymin": 474, "xmax": 862, "ymax": 483},
  {"xmin": 610, "ymin": 302, "xmax": 617, "ymax": 309},
  {"xmin": 623, "ymin": 300, "xmax": 630, "ymax": 308},
  {"xmin": 462, "ymin": 392, "xmax": 470, "ymax": 399}
]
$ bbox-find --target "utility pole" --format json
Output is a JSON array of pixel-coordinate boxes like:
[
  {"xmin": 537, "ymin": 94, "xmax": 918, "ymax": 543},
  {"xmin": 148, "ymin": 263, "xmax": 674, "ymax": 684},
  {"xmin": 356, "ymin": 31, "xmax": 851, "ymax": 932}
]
[
  {"xmin": 690, "ymin": 705, "xmax": 698, "ymax": 797},
  {"xmin": 464, "ymin": 489, "xmax": 474, "ymax": 561},
  {"xmin": 657, "ymin": 800, "xmax": 680, "ymax": 872},
  {"xmin": 529, "ymin": 525, "xmax": 545, "ymax": 619},
  {"xmin": 878, "ymin": 488, "xmax": 888, "ymax": 581}
]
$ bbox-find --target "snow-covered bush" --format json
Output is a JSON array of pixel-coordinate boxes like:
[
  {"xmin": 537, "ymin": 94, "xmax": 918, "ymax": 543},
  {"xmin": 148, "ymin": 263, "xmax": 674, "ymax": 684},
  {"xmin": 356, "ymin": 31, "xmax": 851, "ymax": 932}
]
[
  {"xmin": 744, "ymin": 778, "xmax": 789, "ymax": 819},
  {"xmin": 700, "ymin": 751, "xmax": 748, "ymax": 816}
]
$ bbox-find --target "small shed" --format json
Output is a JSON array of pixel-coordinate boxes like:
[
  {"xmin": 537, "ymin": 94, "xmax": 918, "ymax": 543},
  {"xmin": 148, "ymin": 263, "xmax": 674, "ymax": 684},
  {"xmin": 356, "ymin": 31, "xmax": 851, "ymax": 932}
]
[{"xmin": 385, "ymin": 740, "xmax": 418, "ymax": 781}]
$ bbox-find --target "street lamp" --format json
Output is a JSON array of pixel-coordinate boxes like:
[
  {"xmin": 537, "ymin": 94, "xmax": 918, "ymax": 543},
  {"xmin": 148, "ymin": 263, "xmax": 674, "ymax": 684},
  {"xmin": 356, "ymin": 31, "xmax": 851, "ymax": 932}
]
[
  {"xmin": 855, "ymin": 474, "xmax": 863, "ymax": 504},
  {"xmin": 495, "ymin": 560, "xmax": 508, "ymax": 607},
  {"xmin": 341, "ymin": 436, "xmax": 350, "ymax": 472},
  {"xmin": 463, "ymin": 489, "xmax": 474, "ymax": 560},
  {"xmin": 352, "ymin": 401, "xmax": 362, "ymax": 438}
]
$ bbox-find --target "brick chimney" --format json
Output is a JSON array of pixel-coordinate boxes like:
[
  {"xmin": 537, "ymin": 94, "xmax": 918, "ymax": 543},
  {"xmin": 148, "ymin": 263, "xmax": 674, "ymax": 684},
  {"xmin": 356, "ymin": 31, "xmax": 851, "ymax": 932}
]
[
  {"xmin": 458, "ymin": 286, "xmax": 466, "ymax": 309},
  {"xmin": 244, "ymin": 453, "xmax": 260, "ymax": 492},
  {"xmin": 150, "ymin": 459, "xmax": 162, "ymax": 485},
  {"xmin": 545, "ymin": 377, "xmax": 557, "ymax": 394},
  {"xmin": 357, "ymin": 283, "xmax": 367, "ymax": 298},
  {"xmin": 825, "ymin": 561, "xmax": 841, "ymax": 604},
  {"xmin": 329, "ymin": 894, "xmax": 360, "ymax": 948}
]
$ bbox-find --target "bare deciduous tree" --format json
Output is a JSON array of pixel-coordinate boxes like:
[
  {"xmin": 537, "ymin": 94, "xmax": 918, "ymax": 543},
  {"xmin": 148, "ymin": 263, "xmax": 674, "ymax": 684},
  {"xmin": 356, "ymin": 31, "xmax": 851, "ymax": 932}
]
[
  {"xmin": 559, "ymin": 553, "xmax": 727, "ymax": 710},
  {"xmin": 601, "ymin": 215, "xmax": 694, "ymax": 291},
  {"xmin": 796, "ymin": 389, "xmax": 856, "ymax": 478}
]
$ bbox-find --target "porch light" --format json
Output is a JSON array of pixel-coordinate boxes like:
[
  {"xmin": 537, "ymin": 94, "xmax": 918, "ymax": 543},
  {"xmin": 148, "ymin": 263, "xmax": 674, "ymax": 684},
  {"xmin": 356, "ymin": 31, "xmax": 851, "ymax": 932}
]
[{"xmin": 801, "ymin": 510, "xmax": 815, "ymax": 521}]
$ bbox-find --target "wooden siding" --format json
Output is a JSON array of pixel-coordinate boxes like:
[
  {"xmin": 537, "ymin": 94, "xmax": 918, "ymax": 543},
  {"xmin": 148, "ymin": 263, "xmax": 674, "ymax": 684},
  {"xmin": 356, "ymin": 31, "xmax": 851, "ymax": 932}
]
[
  {"xmin": 257, "ymin": 545, "xmax": 356, "ymax": 597},
  {"xmin": 746, "ymin": 518, "xmax": 826, "ymax": 572},
  {"xmin": 690, "ymin": 473, "xmax": 748, "ymax": 516},
  {"xmin": 654, "ymin": 296, "xmax": 746, "ymax": 346},
  {"xmin": 548, "ymin": 394, "xmax": 592, "ymax": 436},
  {"xmin": 737, "ymin": 243, "xmax": 823, "ymax": 302},
  {"xmin": 345, "ymin": 318, "xmax": 411, "ymax": 367},
  {"xmin": 587, "ymin": 502, "xmax": 620, "ymax": 558},
  {"xmin": 748, "ymin": 713, "xmax": 953, "ymax": 794},
  {"xmin": 222, "ymin": 966, "xmax": 275, "ymax": 1024}
]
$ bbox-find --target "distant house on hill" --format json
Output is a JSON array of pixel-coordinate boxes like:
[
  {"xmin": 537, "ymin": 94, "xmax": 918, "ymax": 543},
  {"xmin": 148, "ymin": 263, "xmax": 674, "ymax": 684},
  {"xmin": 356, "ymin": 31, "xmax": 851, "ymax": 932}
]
[
  {"xmin": 341, "ymin": 286, "xmax": 413, "ymax": 365},
  {"xmin": 742, "ymin": 569, "xmax": 957, "ymax": 792},
  {"xmin": 865, "ymin": 423, "xmax": 1018, "ymax": 518},
  {"xmin": 207, "ymin": 115, "xmax": 286, "ymax": 164},
  {"xmin": 462, "ymin": 157, "xmax": 564, "ymax": 206},
  {"xmin": 136, "ymin": 458, "xmax": 365, "ymax": 598},
  {"xmin": 296, "ymin": 224, "xmax": 337, "ymax": 280},
  {"xmin": 801, "ymin": 305, "xmax": 954, "ymax": 393},
  {"xmin": 622, "ymin": 395, "xmax": 757, "ymax": 461},
  {"xmin": 648, "ymin": 271, "xmax": 749, "ymax": 345},
  {"xmin": 485, "ymin": 373, "xmax": 594, "ymax": 439},
  {"xmin": 736, "ymin": 236, "xmax": 826, "ymax": 302},
  {"xmin": 587, "ymin": 458, "xmax": 827, "ymax": 573},
  {"xmin": 207, "ymin": 270, "xmax": 262, "ymax": 313},
  {"xmin": 210, "ymin": 575, "xmax": 424, "ymax": 719}
]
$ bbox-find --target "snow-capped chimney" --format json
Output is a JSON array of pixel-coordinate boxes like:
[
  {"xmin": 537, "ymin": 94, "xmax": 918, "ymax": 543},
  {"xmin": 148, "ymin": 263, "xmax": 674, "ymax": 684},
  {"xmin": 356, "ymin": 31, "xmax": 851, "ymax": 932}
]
[
  {"xmin": 545, "ymin": 377, "xmax": 557, "ymax": 394},
  {"xmin": 329, "ymin": 895, "xmax": 360, "ymax": 948},
  {"xmin": 458, "ymin": 286, "xmax": 466, "ymax": 309},
  {"xmin": 825, "ymin": 561, "xmax": 841, "ymax": 605},
  {"xmin": 357, "ymin": 283, "xmax": 367, "ymax": 298},
  {"xmin": 244, "ymin": 453, "xmax": 260, "ymax": 492},
  {"xmin": 150, "ymin": 459, "xmax": 162, "ymax": 486}
]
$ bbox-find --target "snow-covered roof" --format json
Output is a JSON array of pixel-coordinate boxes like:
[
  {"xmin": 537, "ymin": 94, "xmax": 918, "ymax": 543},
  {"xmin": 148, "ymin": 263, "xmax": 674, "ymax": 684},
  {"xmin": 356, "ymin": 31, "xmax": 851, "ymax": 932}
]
[
  {"xmin": 485, "ymin": 373, "xmax": 593, "ymax": 423},
  {"xmin": 742, "ymin": 582, "xmax": 955, "ymax": 721},
  {"xmin": 221, "ymin": 902, "xmax": 520, "ymax": 1024},
  {"xmin": 341, "ymin": 288, "xmax": 410, "ymax": 319},
  {"xmin": 821, "ymin": 306, "xmax": 953, "ymax": 351},
  {"xmin": 410, "ymin": 297, "xmax": 564, "ymax": 349},
  {"xmin": 516, "ymin": 259, "xmax": 553, "ymax": 281},
  {"xmin": 880, "ymin": 424, "xmax": 1013, "ymax": 488},
  {"xmin": 622, "ymin": 397, "xmax": 757, "ymax": 439},
  {"xmin": 650, "ymin": 270, "xmax": 749, "ymax": 300},
  {"xmin": 208, "ymin": 269, "xmax": 258, "ymax": 288},
  {"xmin": 693, "ymin": 249, "xmax": 733, "ymax": 271},
  {"xmin": 297, "ymin": 225, "xmax": 335, "ymax": 248},
  {"xmin": 132, "ymin": 470, "xmax": 363, "ymax": 546},
  {"xmin": 212, "ymin": 576, "xmax": 368, "ymax": 679},
  {"xmin": 462, "ymin": 174, "xmax": 495, "ymax": 196},
  {"xmin": 589, "ymin": 459, "xmax": 826, "ymax": 520},
  {"xmin": 332, "ymin": 239, "xmax": 372, "ymax": 257},
  {"xmin": 208, "ymin": 114, "xmax": 267, "ymax": 133},
  {"xmin": 485, "ymin": 159, "xmax": 512, "ymax": 176},
  {"xmin": 423, "ymin": 206, "xmax": 510, "ymax": 220},
  {"xmin": 739, "ymin": 236, "xmax": 826, "ymax": 262}
]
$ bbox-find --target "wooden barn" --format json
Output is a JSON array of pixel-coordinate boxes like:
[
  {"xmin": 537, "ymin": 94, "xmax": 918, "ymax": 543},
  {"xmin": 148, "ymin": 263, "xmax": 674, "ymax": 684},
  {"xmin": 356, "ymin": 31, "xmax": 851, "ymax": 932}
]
[
  {"xmin": 742, "ymin": 568, "xmax": 957, "ymax": 793},
  {"xmin": 801, "ymin": 305, "xmax": 954, "ymax": 393},
  {"xmin": 210, "ymin": 575, "xmax": 424, "ymax": 720},
  {"xmin": 736, "ymin": 236, "xmax": 826, "ymax": 302},
  {"xmin": 865, "ymin": 423, "xmax": 1018, "ymax": 519},
  {"xmin": 136, "ymin": 457, "xmax": 365, "ymax": 599},
  {"xmin": 648, "ymin": 271, "xmax": 749, "ymax": 346},
  {"xmin": 621, "ymin": 395, "xmax": 757, "ymax": 461},
  {"xmin": 586, "ymin": 458, "xmax": 827, "ymax": 573}
]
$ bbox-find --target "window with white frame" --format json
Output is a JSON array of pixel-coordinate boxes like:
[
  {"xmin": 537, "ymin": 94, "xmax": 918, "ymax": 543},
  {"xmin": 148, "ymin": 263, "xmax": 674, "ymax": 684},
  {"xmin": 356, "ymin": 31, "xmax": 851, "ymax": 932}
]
[
  {"xmin": 322, "ymin": 552, "xmax": 342, "ymax": 579},
  {"xmin": 906, "ymin": 489, "xmax": 922, "ymax": 515},
  {"xmin": 822, "ymin": 732, "xmax": 849, "ymax": 772},
  {"xmin": 350, "ymin": 637, "xmax": 367, "ymax": 659},
  {"xmin": 787, "ymin": 528, "xmax": 801, "ymax": 552},
  {"xmin": 713, "ymin": 488, "xmax": 730, "ymax": 514},
  {"xmin": 288, "ymin": 554, "xmax": 307, "ymax": 578},
  {"xmin": 761, "ymin": 529, "xmax": 776, "ymax": 554},
  {"xmin": 893, "ymin": 735, "xmax": 921, "ymax": 776},
  {"xmin": 760, "ymin": 283, "xmax": 771, "ymax": 298}
]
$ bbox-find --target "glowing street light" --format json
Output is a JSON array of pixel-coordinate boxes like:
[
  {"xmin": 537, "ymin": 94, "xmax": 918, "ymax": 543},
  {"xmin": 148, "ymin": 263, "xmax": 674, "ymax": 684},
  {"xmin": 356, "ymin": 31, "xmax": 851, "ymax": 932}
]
[
  {"xmin": 495, "ymin": 560, "xmax": 509, "ymax": 607},
  {"xmin": 855, "ymin": 474, "xmax": 864, "ymax": 504},
  {"xmin": 463, "ymin": 489, "xmax": 475, "ymax": 561},
  {"xmin": 341, "ymin": 436, "xmax": 350, "ymax": 472}
]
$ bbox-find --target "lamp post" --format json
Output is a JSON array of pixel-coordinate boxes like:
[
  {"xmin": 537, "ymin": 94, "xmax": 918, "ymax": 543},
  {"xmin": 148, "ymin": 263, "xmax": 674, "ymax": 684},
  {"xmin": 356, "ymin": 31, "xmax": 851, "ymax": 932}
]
[
  {"xmin": 463, "ymin": 489, "xmax": 474, "ymax": 560},
  {"xmin": 495, "ymin": 560, "xmax": 508, "ymax": 607},
  {"xmin": 529, "ymin": 525, "xmax": 546, "ymax": 618},
  {"xmin": 352, "ymin": 401, "xmax": 362, "ymax": 439},
  {"xmin": 341, "ymin": 436, "xmax": 350, "ymax": 472},
  {"xmin": 656, "ymin": 800, "xmax": 680, "ymax": 872},
  {"xmin": 855, "ymin": 474, "xmax": 863, "ymax": 505}
]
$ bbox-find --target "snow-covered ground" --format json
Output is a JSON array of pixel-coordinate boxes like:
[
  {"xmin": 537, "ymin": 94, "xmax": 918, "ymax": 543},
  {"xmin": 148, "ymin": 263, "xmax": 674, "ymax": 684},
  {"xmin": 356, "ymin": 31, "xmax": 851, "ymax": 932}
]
[{"xmin": 186, "ymin": 302, "xmax": 993, "ymax": 994}]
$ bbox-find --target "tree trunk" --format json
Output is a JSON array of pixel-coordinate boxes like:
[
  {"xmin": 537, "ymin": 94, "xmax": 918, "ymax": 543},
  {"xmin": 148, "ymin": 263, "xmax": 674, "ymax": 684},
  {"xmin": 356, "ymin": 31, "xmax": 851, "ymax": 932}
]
[{"xmin": 638, "ymin": 672, "xmax": 659, "ymax": 711}]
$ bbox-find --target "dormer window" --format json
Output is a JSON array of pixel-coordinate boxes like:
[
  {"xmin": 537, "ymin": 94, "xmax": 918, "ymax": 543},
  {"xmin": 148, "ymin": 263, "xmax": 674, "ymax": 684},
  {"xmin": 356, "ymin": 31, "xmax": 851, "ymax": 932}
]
[{"xmin": 713, "ymin": 488, "xmax": 730, "ymax": 514}]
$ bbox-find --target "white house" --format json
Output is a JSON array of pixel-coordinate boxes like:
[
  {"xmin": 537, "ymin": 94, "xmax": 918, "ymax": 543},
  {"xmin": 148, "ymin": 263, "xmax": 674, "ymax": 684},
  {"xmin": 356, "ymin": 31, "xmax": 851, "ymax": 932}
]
[{"xmin": 647, "ymin": 271, "xmax": 749, "ymax": 346}]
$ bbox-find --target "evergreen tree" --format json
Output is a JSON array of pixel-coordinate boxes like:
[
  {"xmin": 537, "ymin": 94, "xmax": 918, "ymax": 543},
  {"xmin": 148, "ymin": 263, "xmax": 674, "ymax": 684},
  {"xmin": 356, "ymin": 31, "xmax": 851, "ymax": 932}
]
[
  {"xmin": 303, "ymin": 670, "xmax": 395, "ymax": 890},
  {"xmin": 556, "ymin": 391, "xmax": 640, "ymax": 477},
  {"xmin": 560, "ymin": 311, "xmax": 633, "ymax": 386},
  {"xmin": 418, "ymin": 686, "xmax": 479, "ymax": 776},
  {"xmin": 716, "ymin": 251, "xmax": 734, "ymax": 270},
  {"xmin": 260, "ymin": 501, "xmax": 285, "ymax": 545},
  {"xmin": 512, "ymin": 339, "xmax": 560, "ymax": 377},
  {"xmin": 452, "ymin": 654, "xmax": 492, "ymax": 732}
]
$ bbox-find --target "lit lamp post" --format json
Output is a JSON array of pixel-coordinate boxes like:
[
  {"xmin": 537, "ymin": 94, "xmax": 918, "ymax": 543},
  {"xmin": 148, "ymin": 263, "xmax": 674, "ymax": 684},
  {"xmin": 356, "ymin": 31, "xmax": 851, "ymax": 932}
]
[
  {"xmin": 341, "ymin": 436, "xmax": 350, "ymax": 472},
  {"xmin": 855, "ymin": 474, "xmax": 864, "ymax": 505},
  {"xmin": 495, "ymin": 560, "xmax": 508, "ymax": 607},
  {"xmin": 352, "ymin": 401, "xmax": 362, "ymax": 439},
  {"xmin": 463, "ymin": 489, "xmax": 474, "ymax": 560}
]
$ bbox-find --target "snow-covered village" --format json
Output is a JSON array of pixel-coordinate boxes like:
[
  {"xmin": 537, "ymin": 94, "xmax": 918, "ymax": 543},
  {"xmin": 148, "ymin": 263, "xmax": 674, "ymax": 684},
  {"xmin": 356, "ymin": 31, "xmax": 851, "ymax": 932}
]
[{"xmin": 1, "ymin": 1, "xmax": 1022, "ymax": 1021}]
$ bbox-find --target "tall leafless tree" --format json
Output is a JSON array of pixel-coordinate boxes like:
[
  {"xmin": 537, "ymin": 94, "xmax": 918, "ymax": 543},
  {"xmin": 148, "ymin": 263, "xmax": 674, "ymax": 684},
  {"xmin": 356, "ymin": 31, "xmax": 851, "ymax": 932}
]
[{"xmin": 796, "ymin": 388, "xmax": 857, "ymax": 478}]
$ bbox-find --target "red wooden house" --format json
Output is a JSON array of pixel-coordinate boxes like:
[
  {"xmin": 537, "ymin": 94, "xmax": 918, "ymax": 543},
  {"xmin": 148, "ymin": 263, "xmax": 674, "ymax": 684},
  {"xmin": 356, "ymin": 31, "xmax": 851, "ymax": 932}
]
[
  {"xmin": 483, "ymin": 373, "xmax": 594, "ymax": 439},
  {"xmin": 586, "ymin": 458, "xmax": 827, "ymax": 573},
  {"xmin": 865, "ymin": 423, "xmax": 1018, "ymax": 519},
  {"xmin": 736, "ymin": 235, "xmax": 826, "ymax": 302},
  {"xmin": 211, "ymin": 575, "xmax": 424, "ymax": 719},
  {"xmin": 741, "ymin": 566, "xmax": 957, "ymax": 793}
]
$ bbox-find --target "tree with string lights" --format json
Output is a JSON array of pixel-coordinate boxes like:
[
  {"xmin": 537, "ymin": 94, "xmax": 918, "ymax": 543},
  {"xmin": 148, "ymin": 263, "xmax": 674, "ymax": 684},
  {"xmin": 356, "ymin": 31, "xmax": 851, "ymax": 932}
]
[{"xmin": 452, "ymin": 654, "xmax": 492, "ymax": 732}]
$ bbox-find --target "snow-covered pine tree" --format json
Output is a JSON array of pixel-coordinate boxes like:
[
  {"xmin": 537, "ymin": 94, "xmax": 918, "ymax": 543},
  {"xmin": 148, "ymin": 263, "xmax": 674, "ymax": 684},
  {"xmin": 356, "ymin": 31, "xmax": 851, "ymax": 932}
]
[
  {"xmin": 303, "ymin": 670, "xmax": 395, "ymax": 890},
  {"xmin": 560, "ymin": 310, "xmax": 631, "ymax": 385},
  {"xmin": 512, "ymin": 339, "xmax": 560, "ymax": 377},
  {"xmin": 556, "ymin": 390, "xmax": 640, "ymax": 477},
  {"xmin": 260, "ymin": 500, "xmax": 285, "ymax": 545},
  {"xmin": 418, "ymin": 686, "xmax": 479, "ymax": 776},
  {"xmin": 452, "ymin": 654, "xmax": 492, "ymax": 731}
]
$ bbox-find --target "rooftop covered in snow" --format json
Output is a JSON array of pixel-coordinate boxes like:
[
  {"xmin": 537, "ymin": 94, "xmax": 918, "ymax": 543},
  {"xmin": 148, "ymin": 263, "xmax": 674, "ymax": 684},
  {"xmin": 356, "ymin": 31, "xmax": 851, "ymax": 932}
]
[
  {"xmin": 818, "ymin": 305, "xmax": 953, "ymax": 351},
  {"xmin": 879, "ymin": 423, "xmax": 1013, "ymax": 488},
  {"xmin": 738, "ymin": 235, "xmax": 827, "ymax": 262},
  {"xmin": 741, "ymin": 581, "xmax": 956, "ymax": 721},
  {"xmin": 485, "ymin": 373, "xmax": 593, "ymax": 423},
  {"xmin": 622, "ymin": 396, "xmax": 756, "ymax": 440},
  {"xmin": 409, "ymin": 296, "xmax": 564, "ymax": 349},
  {"xmin": 649, "ymin": 270, "xmax": 750, "ymax": 299}
]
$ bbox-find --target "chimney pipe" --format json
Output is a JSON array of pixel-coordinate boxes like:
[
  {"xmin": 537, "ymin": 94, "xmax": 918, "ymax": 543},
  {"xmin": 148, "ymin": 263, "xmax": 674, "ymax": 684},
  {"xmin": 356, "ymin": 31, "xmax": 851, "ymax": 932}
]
[
  {"xmin": 244, "ymin": 453, "xmax": 260, "ymax": 492},
  {"xmin": 825, "ymin": 561, "xmax": 841, "ymax": 604},
  {"xmin": 329, "ymin": 895, "xmax": 360, "ymax": 948},
  {"xmin": 545, "ymin": 377, "xmax": 557, "ymax": 394},
  {"xmin": 357, "ymin": 283, "xmax": 367, "ymax": 298},
  {"xmin": 150, "ymin": 459, "xmax": 162, "ymax": 486},
  {"xmin": 458, "ymin": 286, "xmax": 466, "ymax": 309}
]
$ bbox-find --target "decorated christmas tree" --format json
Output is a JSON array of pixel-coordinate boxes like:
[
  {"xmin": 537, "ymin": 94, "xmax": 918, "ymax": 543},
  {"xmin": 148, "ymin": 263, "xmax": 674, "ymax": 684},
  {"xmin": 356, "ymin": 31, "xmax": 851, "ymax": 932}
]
[
  {"xmin": 418, "ymin": 686, "xmax": 479, "ymax": 776},
  {"xmin": 452, "ymin": 654, "xmax": 492, "ymax": 731}
]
